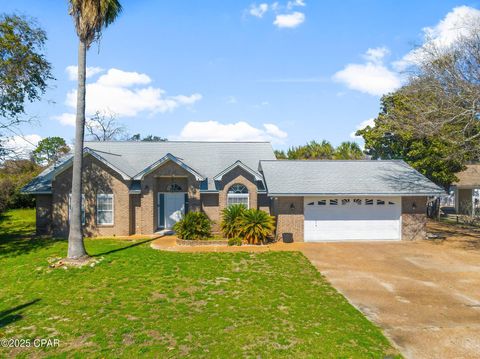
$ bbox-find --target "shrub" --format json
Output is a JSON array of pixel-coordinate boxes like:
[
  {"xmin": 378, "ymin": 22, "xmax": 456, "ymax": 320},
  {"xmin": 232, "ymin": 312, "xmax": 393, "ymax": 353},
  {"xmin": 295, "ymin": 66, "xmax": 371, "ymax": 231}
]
[
  {"xmin": 173, "ymin": 212, "xmax": 212, "ymax": 240},
  {"xmin": 238, "ymin": 208, "xmax": 275, "ymax": 245},
  {"xmin": 0, "ymin": 160, "xmax": 41, "ymax": 215},
  {"xmin": 227, "ymin": 237, "xmax": 243, "ymax": 246},
  {"xmin": 220, "ymin": 204, "xmax": 246, "ymax": 238}
]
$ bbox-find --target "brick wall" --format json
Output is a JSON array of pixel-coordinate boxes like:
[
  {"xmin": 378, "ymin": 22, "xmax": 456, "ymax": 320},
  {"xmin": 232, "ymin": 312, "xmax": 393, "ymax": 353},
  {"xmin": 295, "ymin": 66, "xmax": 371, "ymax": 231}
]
[
  {"xmin": 51, "ymin": 155, "xmax": 131, "ymax": 237},
  {"xmin": 201, "ymin": 193, "xmax": 220, "ymax": 231},
  {"xmin": 273, "ymin": 197, "xmax": 304, "ymax": 242},
  {"xmin": 401, "ymin": 196, "xmax": 427, "ymax": 240}
]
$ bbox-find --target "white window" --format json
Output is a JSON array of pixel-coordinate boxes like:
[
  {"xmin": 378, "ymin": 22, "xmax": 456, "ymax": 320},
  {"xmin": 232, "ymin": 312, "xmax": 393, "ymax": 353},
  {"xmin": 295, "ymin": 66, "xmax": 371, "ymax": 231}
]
[
  {"xmin": 69, "ymin": 194, "xmax": 85, "ymax": 225},
  {"xmin": 97, "ymin": 194, "xmax": 114, "ymax": 225},
  {"xmin": 227, "ymin": 184, "xmax": 249, "ymax": 208}
]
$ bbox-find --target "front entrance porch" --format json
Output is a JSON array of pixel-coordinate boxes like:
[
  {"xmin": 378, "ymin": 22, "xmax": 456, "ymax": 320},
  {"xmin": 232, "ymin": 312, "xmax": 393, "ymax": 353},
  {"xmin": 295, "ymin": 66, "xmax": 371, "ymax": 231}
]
[{"xmin": 157, "ymin": 192, "xmax": 187, "ymax": 230}]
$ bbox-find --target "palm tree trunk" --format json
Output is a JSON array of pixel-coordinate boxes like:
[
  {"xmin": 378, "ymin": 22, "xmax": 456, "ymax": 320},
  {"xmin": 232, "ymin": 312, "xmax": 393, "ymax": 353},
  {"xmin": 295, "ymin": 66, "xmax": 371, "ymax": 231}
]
[{"xmin": 67, "ymin": 39, "xmax": 88, "ymax": 259}]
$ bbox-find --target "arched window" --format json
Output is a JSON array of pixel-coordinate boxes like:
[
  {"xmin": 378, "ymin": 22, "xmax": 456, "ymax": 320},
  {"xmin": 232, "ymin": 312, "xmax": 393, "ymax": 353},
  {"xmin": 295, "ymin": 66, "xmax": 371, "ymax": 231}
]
[
  {"xmin": 227, "ymin": 184, "xmax": 249, "ymax": 208},
  {"xmin": 166, "ymin": 183, "xmax": 183, "ymax": 192}
]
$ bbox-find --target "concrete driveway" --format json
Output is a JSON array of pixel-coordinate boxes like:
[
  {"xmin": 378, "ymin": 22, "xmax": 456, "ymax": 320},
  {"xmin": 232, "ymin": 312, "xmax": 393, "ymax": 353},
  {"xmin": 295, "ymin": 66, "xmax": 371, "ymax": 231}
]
[{"xmin": 301, "ymin": 223, "xmax": 480, "ymax": 359}]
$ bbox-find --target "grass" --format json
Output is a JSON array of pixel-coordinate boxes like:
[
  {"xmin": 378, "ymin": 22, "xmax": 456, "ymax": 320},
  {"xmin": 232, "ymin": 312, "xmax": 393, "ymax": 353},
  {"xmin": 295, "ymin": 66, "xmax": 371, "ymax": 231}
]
[{"xmin": 0, "ymin": 209, "xmax": 399, "ymax": 358}]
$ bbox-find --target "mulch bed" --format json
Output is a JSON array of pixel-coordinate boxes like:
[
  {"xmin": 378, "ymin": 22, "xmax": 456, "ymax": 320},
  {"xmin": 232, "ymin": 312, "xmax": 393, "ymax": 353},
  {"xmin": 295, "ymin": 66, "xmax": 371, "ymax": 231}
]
[{"xmin": 176, "ymin": 238, "xmax": 229, "ymax": 246}]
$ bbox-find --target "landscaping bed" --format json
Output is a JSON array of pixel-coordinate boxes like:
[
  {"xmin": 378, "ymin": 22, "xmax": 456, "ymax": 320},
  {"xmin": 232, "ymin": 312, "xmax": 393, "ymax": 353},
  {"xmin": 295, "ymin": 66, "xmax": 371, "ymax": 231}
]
[{"xmin": 176, "ymin": 238, "xmax": 229, "ymax": 246}]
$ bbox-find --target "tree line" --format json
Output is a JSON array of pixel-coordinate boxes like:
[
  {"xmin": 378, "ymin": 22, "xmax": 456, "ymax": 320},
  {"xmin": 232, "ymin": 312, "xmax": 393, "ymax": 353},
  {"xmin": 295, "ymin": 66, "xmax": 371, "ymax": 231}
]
[
  {"xmin": 357, "ymin": 17, "xmax": 480, "ymax": 189},
  {"xmin": 274, "ymin": 140, "xmax": 364, "ymax": 160}
]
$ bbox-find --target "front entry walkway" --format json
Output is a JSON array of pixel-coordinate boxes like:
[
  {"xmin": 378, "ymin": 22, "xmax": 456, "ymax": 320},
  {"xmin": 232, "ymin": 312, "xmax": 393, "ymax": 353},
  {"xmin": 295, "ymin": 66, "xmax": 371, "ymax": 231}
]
[{"xmin": 151, "ymin": 222, "xmax": 480, "ymax": 358}]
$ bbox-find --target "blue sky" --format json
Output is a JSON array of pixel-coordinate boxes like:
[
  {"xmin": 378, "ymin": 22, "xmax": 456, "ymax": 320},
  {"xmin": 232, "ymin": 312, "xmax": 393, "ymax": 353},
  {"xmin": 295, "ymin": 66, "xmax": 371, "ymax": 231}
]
[{"xmin": 4, "ymin": 0, "xmax": 480, "ymax": 153}]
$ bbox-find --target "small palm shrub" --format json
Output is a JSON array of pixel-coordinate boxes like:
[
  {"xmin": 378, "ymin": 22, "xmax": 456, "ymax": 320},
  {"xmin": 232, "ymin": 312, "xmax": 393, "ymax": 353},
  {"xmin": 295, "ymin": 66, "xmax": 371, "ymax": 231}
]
[
  {"xmin": 221, "ymin": 204, "xmax": 246, "ymax": 238},
  {"xmin": 173, "ymin": 212, "xmax": 212, "ymax": 240},
  {"xmin": 238, "ymin": 208, "xmax": 275, "ymax": 245},
  {"xmin": 227, "ymin": 237, "xmax": 243, "ymax": 246}
]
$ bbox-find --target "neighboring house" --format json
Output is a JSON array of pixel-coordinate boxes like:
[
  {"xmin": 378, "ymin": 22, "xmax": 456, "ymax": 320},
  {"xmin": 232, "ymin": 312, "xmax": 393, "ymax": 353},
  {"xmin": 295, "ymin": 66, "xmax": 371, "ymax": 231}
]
[
  {"xmin": 451, "ymin": 164, "xmax": 480, "ymax": 215},
  {"xmin": 22, "ymin": 141, "xmax": 444, "ymax": 242}
]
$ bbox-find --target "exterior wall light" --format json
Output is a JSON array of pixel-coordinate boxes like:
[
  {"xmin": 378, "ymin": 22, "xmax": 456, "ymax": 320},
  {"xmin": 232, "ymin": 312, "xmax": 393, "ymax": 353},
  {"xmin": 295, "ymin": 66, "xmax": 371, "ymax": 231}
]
[
  {"xmin": 412, "ymin": 202, "xmax": 417, "ymax": 210},
  {"xmin": 290, "ymin": 203, "xmax": 296, "ymax": 212}
]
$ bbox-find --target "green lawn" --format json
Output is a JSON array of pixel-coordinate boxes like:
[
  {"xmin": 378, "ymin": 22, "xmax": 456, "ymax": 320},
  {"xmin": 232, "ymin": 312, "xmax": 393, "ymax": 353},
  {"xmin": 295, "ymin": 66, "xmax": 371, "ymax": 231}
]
[{"xmin": 0, "ymin": 209, "xmax": 398, "ymax": 358}]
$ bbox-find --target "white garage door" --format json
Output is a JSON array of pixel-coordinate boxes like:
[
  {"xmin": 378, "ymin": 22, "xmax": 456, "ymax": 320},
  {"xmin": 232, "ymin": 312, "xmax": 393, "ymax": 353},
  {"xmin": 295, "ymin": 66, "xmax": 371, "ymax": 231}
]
[{"xmin": 304, "ymin": 197, "xmax": 401, "ymax": 241}]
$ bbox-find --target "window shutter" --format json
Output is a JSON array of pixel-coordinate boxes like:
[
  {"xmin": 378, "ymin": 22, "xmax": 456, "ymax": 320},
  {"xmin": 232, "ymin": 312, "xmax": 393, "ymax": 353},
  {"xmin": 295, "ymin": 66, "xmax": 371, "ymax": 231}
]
[
  {"xmin": 184, "ymin": 193, "xmax": 189, "ymax": 213},
  {"xmin": 159, "ymin": 194, "xmax": 165, "ymax": 229}
]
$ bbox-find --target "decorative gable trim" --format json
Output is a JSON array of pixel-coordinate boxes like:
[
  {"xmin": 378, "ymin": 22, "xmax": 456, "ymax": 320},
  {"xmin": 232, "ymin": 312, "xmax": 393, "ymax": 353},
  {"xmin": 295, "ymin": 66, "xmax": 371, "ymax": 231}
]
[
  {"xmin": 51, "ymin": 148, "xmax": 131, "ymax": 181},
  {"xmin": 133, "ymin": 153, "xmax": 205, "ymax": 181},
  {"xmin": 213, "ymin": 160, "xmax": 263, "ymax": 182}
]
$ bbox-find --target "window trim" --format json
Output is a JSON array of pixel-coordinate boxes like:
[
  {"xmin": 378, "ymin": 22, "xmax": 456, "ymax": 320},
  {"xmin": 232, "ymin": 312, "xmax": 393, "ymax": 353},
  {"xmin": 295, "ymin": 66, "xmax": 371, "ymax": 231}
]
[
  {"xmin": 97, "ymin": 193, "xmax": 114, "ymax": 226},
  {"xmin": 227, "ymin": 183, "xmax": 250, "ymax": 208},
  {"xmin": 226, "ymin": 193, "xmax": 250, "ymax": 209},
  {"xmin": 228, "ymin": 183, "xmax": 248, "ymax": 194},
  {"xmin": 166, "ymin": 183, "xmax": 183, "ymax": 192}
]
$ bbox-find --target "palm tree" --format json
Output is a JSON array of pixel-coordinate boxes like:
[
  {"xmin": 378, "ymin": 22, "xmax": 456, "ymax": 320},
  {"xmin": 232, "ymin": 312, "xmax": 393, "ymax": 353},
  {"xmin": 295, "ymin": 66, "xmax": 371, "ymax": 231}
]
[
  {"xmin": 67, "ymin": 0, "xmax": 122, "ymax": 259},
  {"xmin": 334, "ymin": 141, "xmax": 365, "ymax": 160}
]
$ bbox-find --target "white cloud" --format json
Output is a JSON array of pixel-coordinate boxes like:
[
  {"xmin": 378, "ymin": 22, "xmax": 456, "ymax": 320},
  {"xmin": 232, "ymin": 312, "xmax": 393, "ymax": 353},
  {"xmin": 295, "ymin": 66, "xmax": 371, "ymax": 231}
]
[
  {"xmin": 287, "ymin": 0, "xmax": 305, "ymax": 9},
  {"xmin": 264, "ymin": 123, "xmax": 287, "ymax": 138},
  {"xmin": 350, "ymin": 118, "xmax": 375, "ymax": 139},
  {"xmin": 172, "ymin": 121, "xmax": 288, "ymax": 143},
  {"xmin": 394, "ymin": 6, "xmax": 480, "ymax": 71},
  {"xmin": 333, "ymin": 47, "xmax": 401, "ymax": 96},
  {"xmin": 249, "ymin": 3, "xmax": 269, "ymax": 18},
  {"xmin": 363, "ymin": 47, "xmax": 390, "ymax": 64},
  {"xmin": 334, "ymin": 6, "xmax": 480, "ymax": 96},
  {"xmin": 53, "ymin": 113, "xmax": 76, "ymax": 126},
  {"xmin": 273, "ymin": 11, "xmax": 305, "ymax": 28},
  {"xmin": 3, "ymin": 134, "xmax": 42, "ymax": 158},
  {"xmin": 96, "ymin": 68, "xmax": 151, "ymax": 87},
  {"xmin": 246, "ymin": 1, "xmax": 306, "ymax": 28},
  {"xmin": 66, "ymin": 65, "xmax": 104, "ymax": 81},
  {"xmin": 55, "ymin": 67, "xmax": 202, "ymax": 125}
]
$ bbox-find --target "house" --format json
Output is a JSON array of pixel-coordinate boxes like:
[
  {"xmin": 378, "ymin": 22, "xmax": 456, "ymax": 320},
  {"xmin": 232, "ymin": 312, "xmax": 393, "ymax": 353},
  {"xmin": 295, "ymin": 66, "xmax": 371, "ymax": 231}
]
[
  {"xmin": 451, "ymin": 164, "xmax": 480, "ymax": 215},
  {"xmin": 22, "ymin": 141, "xmax": 444, "ymax": 242}
]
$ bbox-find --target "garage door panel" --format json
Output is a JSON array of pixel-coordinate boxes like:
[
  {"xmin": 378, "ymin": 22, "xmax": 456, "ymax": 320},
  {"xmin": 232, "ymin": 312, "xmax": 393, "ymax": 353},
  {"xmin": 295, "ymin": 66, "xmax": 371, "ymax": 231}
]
[{"xmin": 304, "ymin": 197, "xmax": 401, "ymax": 241}]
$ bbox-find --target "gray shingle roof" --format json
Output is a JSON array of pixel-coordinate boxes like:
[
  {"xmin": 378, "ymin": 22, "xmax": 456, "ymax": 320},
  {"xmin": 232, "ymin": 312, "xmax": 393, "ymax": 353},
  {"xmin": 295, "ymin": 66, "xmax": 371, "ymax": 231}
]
[
  {"xmin": 259, "ymin": 160, "xmax": 444, "ymax": 196},
  {"xmin": 22, "ymin": 141, "xmax": 276, "ymax": 193},
  {"xmin": 21, "ymin": 154, "xmax": 73, "ymax": 194}
]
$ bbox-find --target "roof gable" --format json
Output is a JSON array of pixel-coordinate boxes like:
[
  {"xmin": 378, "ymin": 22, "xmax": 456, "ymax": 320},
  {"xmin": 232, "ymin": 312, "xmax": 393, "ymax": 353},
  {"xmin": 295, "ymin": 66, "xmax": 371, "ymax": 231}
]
[
  {"xmin": 213, "ymin": 160, "xmax": 263, "ymax": 181},
  {"xmin": 133, "ymin": 153, "xmax": 205, "ymax": 180}
]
